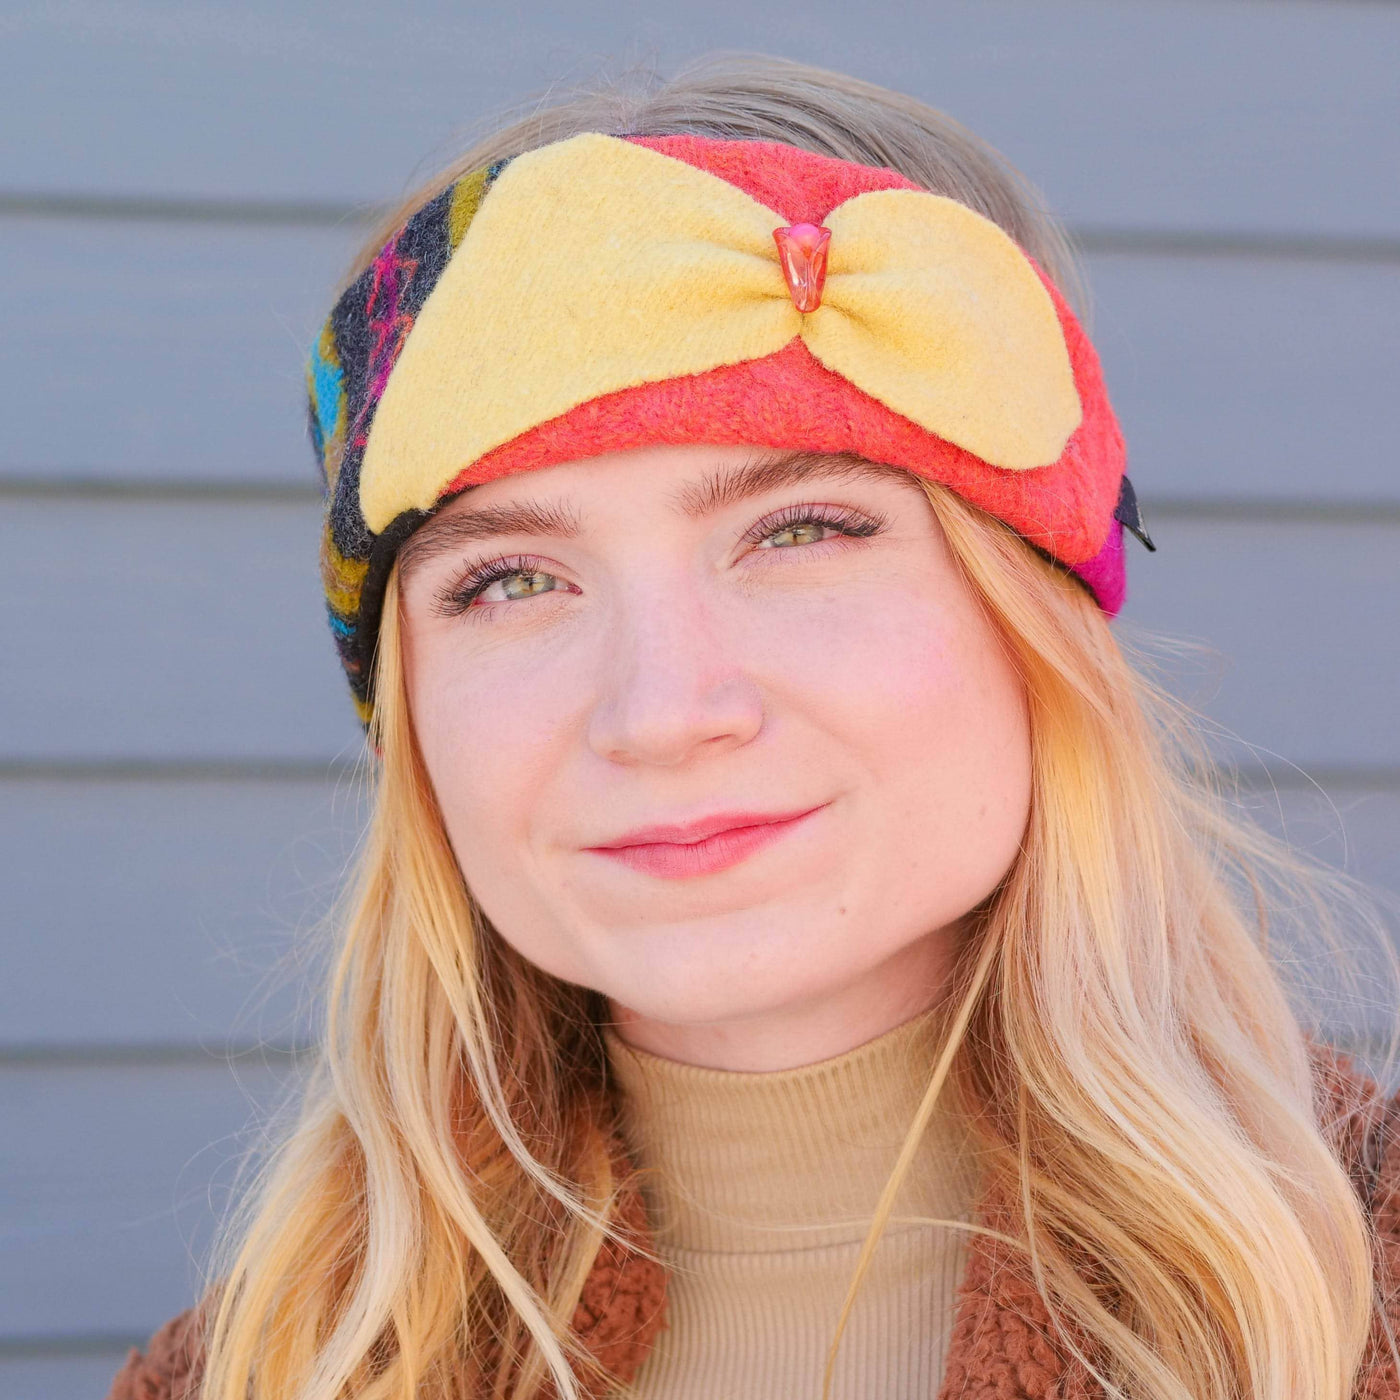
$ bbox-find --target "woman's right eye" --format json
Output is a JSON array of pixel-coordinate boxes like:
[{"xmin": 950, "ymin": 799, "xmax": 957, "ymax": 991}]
[
  {"xmin": 435, "ymin": 554, "xmax": 573, "ymax": 617},
  {"xmin": 475, "ymin": 569, "xmax": 567, "ymax": 604}
]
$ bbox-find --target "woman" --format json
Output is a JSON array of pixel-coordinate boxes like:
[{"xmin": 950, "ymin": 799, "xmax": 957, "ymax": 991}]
[{"xmin": 109, "ymin": 55, "xmax": 1400, "ymax": 1400}]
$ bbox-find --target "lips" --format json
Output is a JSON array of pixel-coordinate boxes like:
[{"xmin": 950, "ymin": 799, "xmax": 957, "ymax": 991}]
[{"xmin": 585, "ymin": 805, "xmax": 827, "ymax": 880}]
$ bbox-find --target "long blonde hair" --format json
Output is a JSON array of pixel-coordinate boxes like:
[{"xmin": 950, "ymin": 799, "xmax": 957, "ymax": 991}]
[{"xmin": 203, "ymin": 54, "xmax": 1397, "ymax": 1400}]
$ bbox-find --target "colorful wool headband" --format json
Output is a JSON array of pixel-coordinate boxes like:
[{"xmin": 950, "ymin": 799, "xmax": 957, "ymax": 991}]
[{"xmin": 307, "ymin": 130, "xmax": 1151, "ymax": 721}]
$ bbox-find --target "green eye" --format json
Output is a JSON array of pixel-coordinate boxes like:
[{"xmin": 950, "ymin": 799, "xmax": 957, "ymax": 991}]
[
  {"xmin": 764, "ymin": 521, "xmax": 833, "ymax": 548},
  {"xmin": 499, "ymin": 571, "xmax": 560, "ymax": 600}
]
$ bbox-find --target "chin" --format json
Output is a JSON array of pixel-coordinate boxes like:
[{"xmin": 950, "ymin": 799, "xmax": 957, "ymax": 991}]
[
  {"xmin": 591, "ymin": 914, "xmax": 899, "ymax": 1029},
  {"xmin": 609, "ymin": 975, "xmax": 830, "ymax": 1034}
]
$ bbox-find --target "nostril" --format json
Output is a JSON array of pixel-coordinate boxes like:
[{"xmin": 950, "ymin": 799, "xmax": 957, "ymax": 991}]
[{"xmin": 588, "ymin": 677, "xmax": 765, "ymax": 769}]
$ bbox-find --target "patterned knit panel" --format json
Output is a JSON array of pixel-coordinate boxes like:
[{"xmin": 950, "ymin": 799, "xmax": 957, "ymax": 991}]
[{"xmin": 305, "ymin": 162, "xmax": 505, "ymax": 716}]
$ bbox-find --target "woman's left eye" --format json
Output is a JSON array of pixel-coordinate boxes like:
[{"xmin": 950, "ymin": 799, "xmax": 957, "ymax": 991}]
[
  {"xmin": 758, "ymin": 519, "xmax": 843, "ymax": 549},
  {"xmin": 748, "ymin": 505, "xmax": 885, "ymax": 553}
]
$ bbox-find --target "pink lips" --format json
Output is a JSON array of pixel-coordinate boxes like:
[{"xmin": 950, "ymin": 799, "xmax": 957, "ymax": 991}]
[{"xmin": 586, "ymin": 806, "xmax": 825, "ymax": 880}]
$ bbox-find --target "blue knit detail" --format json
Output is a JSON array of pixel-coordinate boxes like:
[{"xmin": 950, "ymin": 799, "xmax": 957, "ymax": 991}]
[{"xmin": 310, "ymin": 341, "xmax": 345, "ymax": 459}]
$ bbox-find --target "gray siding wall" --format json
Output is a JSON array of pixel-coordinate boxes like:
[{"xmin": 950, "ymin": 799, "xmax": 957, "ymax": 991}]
[{"xmin": 3, "ymin": 2, "xmax": 1398, "ymax": 1394}]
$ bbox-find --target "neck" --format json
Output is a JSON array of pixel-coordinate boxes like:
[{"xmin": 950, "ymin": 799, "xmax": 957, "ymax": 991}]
[
  {"xmin": 602, "ymin": 1004, "xmax": 985, "ymax": 1398},
  {"xmin": 606, "ymin": 1005, "xmax": 978, "ymax": 1251},
  {"xmin": 607, "ymin": 921, "xmax": 963, "ymax": 1071}
]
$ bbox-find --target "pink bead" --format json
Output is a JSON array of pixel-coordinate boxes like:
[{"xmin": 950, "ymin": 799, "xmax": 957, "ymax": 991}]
[{"xmin": 772, "ymin": 222, "xmax": 832, "ymax": 313}]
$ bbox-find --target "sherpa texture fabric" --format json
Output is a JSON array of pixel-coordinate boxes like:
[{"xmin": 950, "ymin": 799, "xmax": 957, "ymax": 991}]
[
  {"xmin": 305, "ymin": 132, "xmax": 1128, "ymax": 722},
  {"xmin": 105, "ymin": 1173, "xmax": 665, "ymax": 1400},
  {"xmin": 105, "ymin": 1046, "xmax": 1400, "ymax": 1399}
]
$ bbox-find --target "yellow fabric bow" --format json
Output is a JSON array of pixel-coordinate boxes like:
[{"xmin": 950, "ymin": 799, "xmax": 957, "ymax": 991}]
[{"xmin": 359, "ymin": 132, "xmax": 1082, "ymax": 534}]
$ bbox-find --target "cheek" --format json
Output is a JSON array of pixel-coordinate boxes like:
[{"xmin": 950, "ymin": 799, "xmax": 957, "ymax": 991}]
[
  {"xmin": 750, "ymin": 582, "xmax": 1031, "ymax": 884},
  {"xmin": 406, "ymin": 626, "xmax": 585, "ymax": 865},
  {"xmin": 405, "ymin": 625, "xmax": 607, "ymax": 986},
  {"xmin": 753, "ymin": 579, "xmax": 1022, "ymax": 756},
  {"xmin": 882, "ymin": 614, "xmax": 1030, "ymax": 896}
]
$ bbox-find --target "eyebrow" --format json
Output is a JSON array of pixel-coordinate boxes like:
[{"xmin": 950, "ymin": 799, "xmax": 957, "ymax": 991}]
[
  {"xmin": 669, "ymin": 450, "xmax": 913, "ymax": 517},
  {"xmin": 397, "ymin": 450, "xmax": 912, "ymax": 579},
  {"xmin": 398, "ymin": 497, "xmax": 583, "ymax": 578}
]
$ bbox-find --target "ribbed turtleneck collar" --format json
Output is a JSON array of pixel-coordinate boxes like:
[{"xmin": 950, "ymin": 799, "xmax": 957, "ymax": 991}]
[{"xmin": 604, "ymin": 1009, "xmax": 982, "ymax": 1256}]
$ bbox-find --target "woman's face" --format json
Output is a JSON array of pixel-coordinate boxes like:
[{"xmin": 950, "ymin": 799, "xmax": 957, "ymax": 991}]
[{"xmin": 399, "ymin": 444, "xmax": 1032, "ymax": 1068}]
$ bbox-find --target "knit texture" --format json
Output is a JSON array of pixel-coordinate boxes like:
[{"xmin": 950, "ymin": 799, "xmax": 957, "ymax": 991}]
[
  {"xmin": 108, "ymin": 1045, "xmax": 1400, "ymax": 1399},
  {"xmin": 304, "ymin": 132, "xmax": 1129, "ymax": 723},
  {"xmin": 604, "ymin": 1012, "xmax": 982, "ymax": 1399}
]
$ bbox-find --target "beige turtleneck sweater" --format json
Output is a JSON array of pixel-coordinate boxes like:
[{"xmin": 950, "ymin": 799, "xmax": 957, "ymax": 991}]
[{"xmin": 604, "ymin": 1012, "xmax": 983, "ymax": 1400}]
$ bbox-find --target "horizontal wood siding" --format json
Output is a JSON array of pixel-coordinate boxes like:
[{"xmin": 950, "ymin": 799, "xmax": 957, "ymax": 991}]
[
  {"xmin": 0, "ymin": 1063, "xmax": 295, "ymax": 1334},
  {"xmin": 3, "ymin": 0, "xmax": 1397, "ymax": 235}
]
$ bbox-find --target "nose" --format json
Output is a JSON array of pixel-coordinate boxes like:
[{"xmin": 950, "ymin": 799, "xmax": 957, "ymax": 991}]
[{"xmin": 586, "ymin": 572, "xmax": 764, "ymax": 768}]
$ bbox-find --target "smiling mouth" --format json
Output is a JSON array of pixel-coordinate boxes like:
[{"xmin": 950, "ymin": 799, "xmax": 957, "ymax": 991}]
[{"xmin": 585, "ymin": 806, "xmax": 826, "ymax": 880}]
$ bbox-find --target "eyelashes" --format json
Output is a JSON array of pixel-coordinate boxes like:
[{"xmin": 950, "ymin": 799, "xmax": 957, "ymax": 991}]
[
  {"xmin": 736, "ymin": 501, "xmax": 883, "ymax": 549},
  {"xmin": 432, "ymin": 552, "xmax": 561, "ymax": 617},
  {"xmin": 431, "ymin": 501, "xmax": 888, "ymax": 619}
]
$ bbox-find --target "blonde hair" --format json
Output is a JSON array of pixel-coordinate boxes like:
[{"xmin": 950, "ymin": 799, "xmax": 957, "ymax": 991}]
[{"xmin": 203, "ymin": 53, "xmax": 1397, "ymax": 1400}]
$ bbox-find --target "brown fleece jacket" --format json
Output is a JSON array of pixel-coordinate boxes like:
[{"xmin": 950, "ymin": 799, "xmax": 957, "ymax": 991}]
[{"xmin": 108, "ymin": 1048, "xmax": 1400, "ymax": 1400}]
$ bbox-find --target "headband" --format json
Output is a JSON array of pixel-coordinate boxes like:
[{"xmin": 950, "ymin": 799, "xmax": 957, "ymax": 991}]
[{"xmin": 307, "ymin": 131, "xmax": 1149, "ymax": 721}]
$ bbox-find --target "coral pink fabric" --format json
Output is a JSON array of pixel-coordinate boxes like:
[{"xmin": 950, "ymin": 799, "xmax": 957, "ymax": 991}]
[{"xmin": 441, "ymin": 134, "xmax": 1128, "ymax": 609}]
